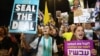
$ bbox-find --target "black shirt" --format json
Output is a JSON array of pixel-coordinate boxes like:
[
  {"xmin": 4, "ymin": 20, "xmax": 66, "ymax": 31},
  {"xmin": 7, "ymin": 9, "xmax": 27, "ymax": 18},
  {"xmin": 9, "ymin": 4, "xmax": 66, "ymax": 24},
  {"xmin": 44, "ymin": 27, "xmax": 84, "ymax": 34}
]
[{"xmin": 0, "ymin": 36, "xmax": 12, "ymax": 50}]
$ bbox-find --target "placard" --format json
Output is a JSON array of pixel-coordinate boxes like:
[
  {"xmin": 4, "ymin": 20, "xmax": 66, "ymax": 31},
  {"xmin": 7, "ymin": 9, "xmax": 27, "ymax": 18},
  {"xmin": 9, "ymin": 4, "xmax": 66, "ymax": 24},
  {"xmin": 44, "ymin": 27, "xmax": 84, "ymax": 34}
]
[
  {"xmin": 9, "ymin": 0, "xmax": 39, "ymax": 34},
  {"xmin": 64, "ymin": 40, "xmax": 93, "ymax": 56},
  {"xmin": 74, "ymin": 8, "xmax": 95, "ymax": 23}
]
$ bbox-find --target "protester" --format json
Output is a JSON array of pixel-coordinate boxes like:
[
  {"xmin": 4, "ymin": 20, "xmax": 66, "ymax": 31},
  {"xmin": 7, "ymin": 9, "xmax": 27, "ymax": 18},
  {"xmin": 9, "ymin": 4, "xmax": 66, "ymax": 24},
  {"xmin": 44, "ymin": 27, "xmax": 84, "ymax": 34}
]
[
  {"xmin": 20, "ymin": 25, "xmax": 58, "ymax": 56},
  {"xmin": 49, "ymin": 25, "xmax": 64, "ymax": 56},
  {"xmin": 56, "ymin": 10, "xmax": 62, "ymax": 28},
  {"xmin": 5, "ymin": 26, "xmax": 19, "ymax": 56},
  {"xmin": 62, "ymin": 24, "xmax": 76, "ymax": 41},
  {"xmin": 71, "ymin": 0, "xmax": 81, "ymax": 12},
  {"xmin": 71, "ymin": 25, "xmax": 97, "ymax": 56},
  {"xmin": 94, "ymin": 28, "xmax": 100, "ymax": 56},
  {"xmin": 20, "ymin": 25, "xmax": 43, "ymax": 56},
  {"xmin": 0, "ymin": 26, "xmax": 13, "ymax": 56}
]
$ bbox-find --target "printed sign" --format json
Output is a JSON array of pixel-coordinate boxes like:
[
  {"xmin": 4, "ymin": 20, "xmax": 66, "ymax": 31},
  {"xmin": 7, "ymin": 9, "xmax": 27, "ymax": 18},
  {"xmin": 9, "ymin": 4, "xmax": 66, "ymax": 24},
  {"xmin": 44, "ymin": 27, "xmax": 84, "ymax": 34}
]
[
  {"xmin": 9, "ymin": 0, "xmax": 39, "ymax": 34},
  {"xmin": 64, "ymin": 40, "xmax": 93, "ymax": 56}
]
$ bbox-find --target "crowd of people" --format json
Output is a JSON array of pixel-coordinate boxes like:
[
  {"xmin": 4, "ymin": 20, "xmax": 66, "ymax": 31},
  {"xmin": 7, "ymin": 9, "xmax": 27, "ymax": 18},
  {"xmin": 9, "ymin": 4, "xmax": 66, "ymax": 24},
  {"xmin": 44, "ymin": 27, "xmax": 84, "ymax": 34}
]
[
  {"xmin": 0, "ymin": 0, "xmax": 100, "ymax": 56},
  {"xmin": 0, "ymin": 10, "xmax": 99, "ymax": 56}
]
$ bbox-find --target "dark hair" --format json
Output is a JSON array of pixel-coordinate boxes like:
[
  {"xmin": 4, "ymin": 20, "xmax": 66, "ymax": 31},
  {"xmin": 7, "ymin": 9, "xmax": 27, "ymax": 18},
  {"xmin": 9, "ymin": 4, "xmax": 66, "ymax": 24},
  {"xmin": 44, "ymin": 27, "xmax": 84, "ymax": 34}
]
[
  {"xmin": 0, "ymin": 26, "xmax": 7, "ymax": 35},
  {"xmin": 44, "ymin": 24, "xmax": 52, "ymax": 31},
  {"xmin": 68, "ymin": 24, "xmax": 76, "ymax": 32},
  {"xmin": 71, "ymin": 25, "xmax": 87, "ymax": 40},
  {"xmin": 37, "ymin": 27, "xmax": 43, "ymax": 35}
]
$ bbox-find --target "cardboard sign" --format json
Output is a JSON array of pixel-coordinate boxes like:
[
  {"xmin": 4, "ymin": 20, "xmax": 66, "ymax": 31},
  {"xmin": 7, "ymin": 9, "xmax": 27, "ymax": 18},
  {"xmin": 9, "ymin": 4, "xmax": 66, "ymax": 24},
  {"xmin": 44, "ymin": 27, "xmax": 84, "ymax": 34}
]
[
  {"xmin": 9, "ymin": 0, "xmax": 39, "ymax": 34},
  {"xmin": 64, "ymin": 40, "xmax": 93, "ymax": 56},
  {"xmin": 74, "ymin": 8, "xmax": 95, "ymax": 23}
]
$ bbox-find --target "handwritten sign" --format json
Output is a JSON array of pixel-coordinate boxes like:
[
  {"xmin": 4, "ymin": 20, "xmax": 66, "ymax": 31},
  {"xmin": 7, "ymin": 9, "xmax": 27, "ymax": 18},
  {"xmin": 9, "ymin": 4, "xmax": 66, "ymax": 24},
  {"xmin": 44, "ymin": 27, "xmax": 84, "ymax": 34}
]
[
  {"xmin": 64, "ymin": 40, "xmax": 93, "ymax": 56},
  {"xmin": 74, "ymin": 8, "xmax": 95, "ymax": 23}
]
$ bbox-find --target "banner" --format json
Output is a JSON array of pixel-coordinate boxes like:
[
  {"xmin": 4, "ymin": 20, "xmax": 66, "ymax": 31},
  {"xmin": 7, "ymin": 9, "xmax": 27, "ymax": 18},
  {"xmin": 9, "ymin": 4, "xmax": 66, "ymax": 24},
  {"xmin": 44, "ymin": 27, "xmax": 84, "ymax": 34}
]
[
  {"xmin": 9, "ymin": 0, "xmax": 39, "ymax": 34},
  {"xmin": 64, "ymin": 40, "xmax": 93, "ymax": 56}
]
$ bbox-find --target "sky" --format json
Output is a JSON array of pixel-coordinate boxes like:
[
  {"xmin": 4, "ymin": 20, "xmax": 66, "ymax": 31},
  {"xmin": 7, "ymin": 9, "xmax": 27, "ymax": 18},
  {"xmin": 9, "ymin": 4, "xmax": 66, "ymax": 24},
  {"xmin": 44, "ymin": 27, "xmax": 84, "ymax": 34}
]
[{"xmin": 0, "ymin": 0, "xmax": 96, "ymax": 27}]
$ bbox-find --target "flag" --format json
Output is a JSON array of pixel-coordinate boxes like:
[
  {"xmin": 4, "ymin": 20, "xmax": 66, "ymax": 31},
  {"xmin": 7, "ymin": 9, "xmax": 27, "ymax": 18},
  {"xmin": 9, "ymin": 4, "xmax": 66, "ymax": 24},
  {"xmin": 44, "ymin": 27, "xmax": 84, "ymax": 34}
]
[
  {"xmin": 86, "ymin": 0, "xmax": 89, "ymax": 8},
  {"xmin": 43, "ymin": 1, "xmax": 50, "ymax": 25},
  {"xmin": 92, "ymin": 0, "xmax": 100, "ymax": 18}
]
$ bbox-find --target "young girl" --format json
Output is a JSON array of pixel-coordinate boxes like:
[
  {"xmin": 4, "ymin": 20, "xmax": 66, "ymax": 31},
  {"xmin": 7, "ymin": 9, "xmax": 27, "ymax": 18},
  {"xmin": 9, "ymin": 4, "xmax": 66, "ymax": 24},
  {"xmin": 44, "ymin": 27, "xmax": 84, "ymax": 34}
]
[
  {"xmin": 71, "ymin": 25, "xmax": 97, "ymax": 56},
  {"xmin": 21, "ymin": 25, "xmax": 58, "ymax": 56}
]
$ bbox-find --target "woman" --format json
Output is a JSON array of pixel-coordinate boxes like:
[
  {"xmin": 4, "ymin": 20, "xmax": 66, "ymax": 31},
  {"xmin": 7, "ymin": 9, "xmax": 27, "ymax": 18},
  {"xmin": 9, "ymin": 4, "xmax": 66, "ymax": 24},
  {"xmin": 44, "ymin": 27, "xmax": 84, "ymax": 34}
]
[
  {"xmin": 71, "ymin": 25, "xmax": 86, "ymax": 40},
  {"xmin": 20, "ymin": 25, "xmax": 43, "ymax": 56},
  {"xmin": 21, "ymin": 25, "xmax": 58, "ymax": 56},
  {"xmin": 0, "ymin": 26, "xmax": 13, "ymax": 56},
  {"xmin": 62, "ymin": 24, "xmax": 76, "ymax": 41},
  {"xmin": 71, "ymin": 25, "xmax": 97, "ymax": 56},
  {"xmin": 49, "ymin": 25, "xmax": 64, "ymax": 56}
]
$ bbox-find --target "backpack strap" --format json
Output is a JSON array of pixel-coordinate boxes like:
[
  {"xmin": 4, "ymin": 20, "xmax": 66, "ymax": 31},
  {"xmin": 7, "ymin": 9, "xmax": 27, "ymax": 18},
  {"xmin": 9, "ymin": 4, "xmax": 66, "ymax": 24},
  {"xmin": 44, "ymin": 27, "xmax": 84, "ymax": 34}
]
[
  {"xmin": 35, "ymin": 36, "xmax": 54, "ymax": 54},
  {"xmin": 52, "ymin": 38, "xmax": 54, "ymax": 45},
  {"xmin": 35, "ymin": 36, "xmax": 42, "ymax": 53},
  {"xmin": 52, "ymin": 38, "xmax": 54, "ymax": 54},
  {"xmin": 28, "ymin": 36, "xmax": 42, "ymax": 56}
]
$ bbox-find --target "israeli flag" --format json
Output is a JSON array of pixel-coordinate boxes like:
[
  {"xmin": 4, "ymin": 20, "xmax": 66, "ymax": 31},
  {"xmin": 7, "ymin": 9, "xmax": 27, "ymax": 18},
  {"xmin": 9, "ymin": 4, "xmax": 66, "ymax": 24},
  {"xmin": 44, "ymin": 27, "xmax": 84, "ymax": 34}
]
[{"xmin": 92, "ymin": 0, "xmax": 100, "ymax": 18}]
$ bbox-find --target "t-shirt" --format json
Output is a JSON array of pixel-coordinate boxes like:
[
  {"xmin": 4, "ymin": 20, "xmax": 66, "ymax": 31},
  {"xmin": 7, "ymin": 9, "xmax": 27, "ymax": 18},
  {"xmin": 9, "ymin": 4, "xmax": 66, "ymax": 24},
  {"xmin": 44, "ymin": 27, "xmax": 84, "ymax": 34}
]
[
  {"xmin": 0, "ymin": 36, "xmax": 12, "ymax": 50},
  {"xmin": 30, "ymin": 36, "xmax": 58, "ymax": 56},
  {"xmin": 62, "ymin": 32, "xmax": 73, "ymax": 41},
  {"xmin": 45, "ymin": 38, "xmax": 48, "ymax": 48}
]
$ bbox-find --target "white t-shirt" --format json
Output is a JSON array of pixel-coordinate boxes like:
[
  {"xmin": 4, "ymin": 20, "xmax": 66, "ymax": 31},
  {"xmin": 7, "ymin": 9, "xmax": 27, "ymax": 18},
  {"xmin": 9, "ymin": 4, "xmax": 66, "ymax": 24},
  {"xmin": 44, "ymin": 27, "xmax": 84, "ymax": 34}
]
[{"xmin": 30, "ymin": 37, "xmax": 58, "ymax": 56}]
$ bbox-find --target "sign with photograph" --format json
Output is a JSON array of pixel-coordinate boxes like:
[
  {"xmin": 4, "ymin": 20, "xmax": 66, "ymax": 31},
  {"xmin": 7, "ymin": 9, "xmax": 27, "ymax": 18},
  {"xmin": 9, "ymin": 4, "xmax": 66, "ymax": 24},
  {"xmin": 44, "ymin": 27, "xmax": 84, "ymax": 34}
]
[
  {"xmin": 64, "ymin": 40, "xmax": 93, "ymax": 56},
  {"xmin": 74, "ymin": 8, "xmax": 95, "ymax": 23},
  {"xmin": 9, "ymin": 0, "xmax": 39, "ymax": 34}
]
